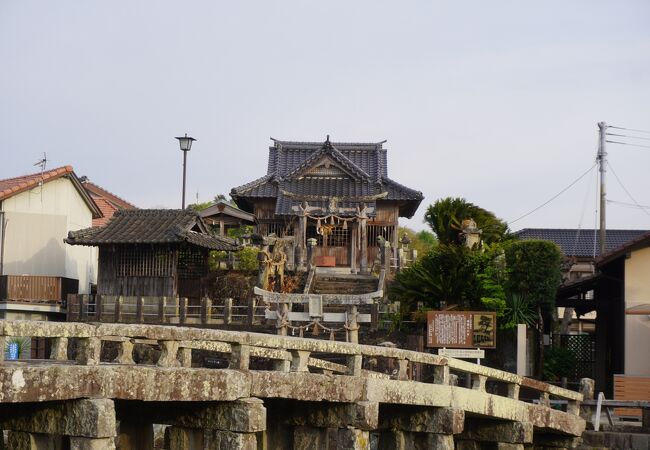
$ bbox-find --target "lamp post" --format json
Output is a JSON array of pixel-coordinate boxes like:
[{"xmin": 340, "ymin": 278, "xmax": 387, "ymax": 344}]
[{"xmin": 175, "ymin": 133, "xmax": 196, "ymax": 209}]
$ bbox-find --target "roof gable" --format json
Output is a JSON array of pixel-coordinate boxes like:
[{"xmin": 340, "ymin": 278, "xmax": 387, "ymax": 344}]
[
  {"xmin": 231, "ymin": 137, "xmax": 424, "ymax": 219},
  {"xmin": 281, "ymin": 138, "xmax": 371, "ymax": 182},
  {"xmin": 0, "ymin": 165, "xmax": 102, "ymax": 219},
  {"xmin": 596, "ymin": 230, "xmax": 650, "ymax": 266}
]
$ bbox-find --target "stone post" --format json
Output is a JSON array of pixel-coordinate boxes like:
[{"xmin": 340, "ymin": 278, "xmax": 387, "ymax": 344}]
[
  {"xmin": 359, "ymin": 218, "xmax": 369, "ymax": 274},
  {"xmin": 76, "ymin": 337, "xmax": 101, "ymax": 365},
  {"xmin": 350, "ymin": 224, "xmax": 358, "ymax": 274},
  {"xmin": 348, "ymin": 305, "xmax": 359, "ymax": 344},
  {"xmin": 179, "ymin": 297, "xmax": 187, "ymax": 325},
  {"xmin": 114, "ymin": 296, "xmax": 122, "ymax": 323},
  {"xmin": 277, "ymin": 303, "xmax": 289, "ymax": 336},
  {"xmin": 201, "ymin": 297, "xmax": 212, "ymax": 325},
  {"xmin": 382, "ymin": 239, "xmax": 391, "ymax": 274},
  {"xmin": 307, "ymin": 238, "xmax": 317, "ymax": 270},
  {"xmin": 224, "ymin": 298, "xmax": 233, "ymax": 324},
  {"xmin": 579, "ymin": 378, "xmax": 595, "ymax": 426},
  {"xmin": 297, "ymin": 214, "xmax": 307, "ymax": 271},
  {"xmin": 135, "ymin": 296, "xmax": 145, "ymax": 323}
]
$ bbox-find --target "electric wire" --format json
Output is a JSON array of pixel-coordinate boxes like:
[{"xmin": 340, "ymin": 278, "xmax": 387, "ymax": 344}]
[
  {"xmin": 608, "ymin": 125, "xmax": 650, "ymax": 135},
  {"xmin": 572, "ymin": 161, "xmax": 598, "ymax": 257},
  {"xmin": 606, "ymin": 133, "xmax": 650, "ymax": 141},
  {"xmin": 607, "ymin": 161, "xmax": 650, "ymax": 219},
  {"xmin": 606, "ymin": 140, "xmax": 650, "ymax": 149},
  {"xmin": 508, "ymin": 163, "xmax": 597, "ymax": 225},
  {"xmin": 607, "ymin": 199, "xmax": 650, "ymax": 210}
]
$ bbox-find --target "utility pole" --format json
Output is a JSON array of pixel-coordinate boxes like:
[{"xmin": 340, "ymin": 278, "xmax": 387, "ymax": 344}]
[{"xmin": 597, "ymin": 122, "xmax": 607, "ymax": 255}]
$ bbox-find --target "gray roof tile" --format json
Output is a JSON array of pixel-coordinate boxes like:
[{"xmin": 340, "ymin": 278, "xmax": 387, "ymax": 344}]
[
  {"xmin": 66, "ymin": 209, "xmax": 240, "ymax": 251},
  {"xmin": 231, "ymin": 139, "xmax": 423, "ymax": 218},
  {"xmin": 513, "ymin": 228, "xmax": 649, "ymax": 258}
]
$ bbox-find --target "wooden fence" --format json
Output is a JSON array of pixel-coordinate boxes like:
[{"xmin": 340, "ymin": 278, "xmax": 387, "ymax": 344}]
[{"xmin": 67, "ymin": 295, "xmax": 267, "ymax": 327}]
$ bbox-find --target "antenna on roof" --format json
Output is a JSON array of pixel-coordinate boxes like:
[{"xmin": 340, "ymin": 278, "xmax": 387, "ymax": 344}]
[
  {"xmin": 33, "ymin": 152, "xmax": 47, "ymax": 172},
  {"xmin": 33, "ymin": 153, "xmax": 47, "ymax": 188}
]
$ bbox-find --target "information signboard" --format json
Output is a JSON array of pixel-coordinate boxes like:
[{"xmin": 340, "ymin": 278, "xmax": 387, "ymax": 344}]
[{"xmin": 426, "ymin": 311, "xmax": 496, "ymax": 348}]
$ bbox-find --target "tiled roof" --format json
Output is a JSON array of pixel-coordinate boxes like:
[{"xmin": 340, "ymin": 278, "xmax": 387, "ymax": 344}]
[
  {"xmin": 0, "ymin": 165, "xmax": 74, "ymax": 200},
  {"xmin": 199, "ymin": 201, "xmax": 255, "ymax": 223},
  {"xmin": 513, "ymin": 228, "xmax": 649, "ymax": 258},
  {"xmin": 92, "ymin": 198, "xmax": 119, "ymax": 227},
  {"xmin": 0, "ymin": 165, "xmax": 102, "ymax": 218},
  {"xmin": 232, "ymin": 138, "xmax": 423, "ymax": 218},
  {"xmin": 595, "ymin": 230, "xmax": 650, "ymax": 266},
  {"xmin": 80, "ymin": 179, "xmax": 136, "ymax": 227},
  {"xmin": 66, "ymin": 209, "xmax": 240, "ymax": 251}
]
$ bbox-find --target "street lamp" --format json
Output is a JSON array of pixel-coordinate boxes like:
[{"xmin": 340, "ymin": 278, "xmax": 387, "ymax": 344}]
[{"xmin": 175, "ymin": 133, "xmax": 196, "ymax": 209}]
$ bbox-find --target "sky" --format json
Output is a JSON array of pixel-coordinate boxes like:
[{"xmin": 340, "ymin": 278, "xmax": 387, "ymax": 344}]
[{"xmin": 1, "ymin": 1, "xmax": 649, "ymax": 232}]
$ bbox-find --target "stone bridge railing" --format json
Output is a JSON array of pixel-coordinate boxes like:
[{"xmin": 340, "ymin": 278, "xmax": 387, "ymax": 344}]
[{"xmin": 0, "ymin": 320, "xmax": 585, "ymax": 449}]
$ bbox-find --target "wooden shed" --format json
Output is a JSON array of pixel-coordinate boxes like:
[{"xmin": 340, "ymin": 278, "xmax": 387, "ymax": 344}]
[{"xmin": 66, "ymin": 209, "xmax": 239, "ymax": 301}]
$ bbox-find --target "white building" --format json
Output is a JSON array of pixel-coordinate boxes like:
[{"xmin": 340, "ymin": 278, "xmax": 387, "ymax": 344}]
[{"xmin": 0, "ymin": 165, "xmax": 101, "ymax": 321}]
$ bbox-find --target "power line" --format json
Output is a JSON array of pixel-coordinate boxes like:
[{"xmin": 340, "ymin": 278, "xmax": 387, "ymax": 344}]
[
  {"xmin": 606, "ymin": 140, "xmax": 650, "ymax": 149},
  {"xmin": 606, "ymin": 132, "xmax": 650, "ymax": 141},
  {"xmin": 508, "ymin": 163, "xmax": 597, "ymax": 224},
  {"xmin": 607, "ymin": 199, "xmax": 650, "ymax": 209},
  {"xmin": 608, "ymin": 125, "xmax": 650, "ymax": 135},
  {"xmin": 607, "ymin": 161, "xmax": 650, "ymax": 219}
]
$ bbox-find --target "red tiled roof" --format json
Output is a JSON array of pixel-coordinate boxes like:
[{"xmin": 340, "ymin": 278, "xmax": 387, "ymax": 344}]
[
  {"xmin": 92, "ymin": 197, "xmax": 119, "ymax": 227},
  {"xmin": 0, "ymin": 165, "xmax": 74, "ymax": 201},
  {"xmin": 0, "ymin": 165, "xmax": 102, "ymax": 218},
  {"xmin": 81, "ymin": 180, "xmax": 136, "ymax": 227},
  {"xmin": 82, "ymin": 181, "xmax": 136, "ymax": 210}
]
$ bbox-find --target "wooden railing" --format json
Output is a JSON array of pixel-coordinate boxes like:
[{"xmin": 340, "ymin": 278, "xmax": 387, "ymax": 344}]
[
  {"xmin": 0, "ymin": 319, "xmax": 583, "ymax": 417},
  {"xmin": 0, "ymin": 275, "xmax": 78, "ymax": 302}
]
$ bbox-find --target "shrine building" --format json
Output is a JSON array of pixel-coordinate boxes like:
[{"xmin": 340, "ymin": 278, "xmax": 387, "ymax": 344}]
[{"xmin": 231, "ymin": 137, "xmax": 423, "ymax": 273}]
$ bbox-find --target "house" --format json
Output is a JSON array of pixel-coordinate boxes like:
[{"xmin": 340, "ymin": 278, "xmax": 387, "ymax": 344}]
[
  {"xmin": 514, "ymin": 228, "xmax": 648, "ymax": 280},
  {"xmin": 592, "ymin": 232, "xmax": 650, "ymax": 396},
  {"xmin": 65, "ymin": 209, "xmax": 240, "ymax": 302},
  {"xmin": 79, "ymin": 176, "xmax": 137, "ymax": 227},
  {"xmin": 199, "ymin": 200, "xmax": 255, "ymax": 236},
  {"xmin": 0, "ymin": 165, "xmax": 102, "ymax": 321},
  {"xmin": 231, "ymin": 137, "xmax": 423, "ymax": 272}
]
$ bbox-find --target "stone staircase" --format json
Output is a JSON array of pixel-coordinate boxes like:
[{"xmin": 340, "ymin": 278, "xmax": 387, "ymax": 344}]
[{"xmin": 310, "ymin": 269, "xmax": 379, "ymax": 295}]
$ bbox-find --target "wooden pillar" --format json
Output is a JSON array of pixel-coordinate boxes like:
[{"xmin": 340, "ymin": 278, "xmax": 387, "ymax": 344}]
[
  {"xmin": 359, "ymin": 218, "xmax": 368, "ymax": 275},
  {"xmin": 219, "ymin": 219, "xmax": 225, "ymax": 236}
]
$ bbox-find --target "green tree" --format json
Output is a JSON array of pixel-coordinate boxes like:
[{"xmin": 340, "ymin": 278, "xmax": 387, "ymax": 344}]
[
  {"xmin": 397, "ymin": 226, "xmax": 437, "ymax": 256},
  {"xmin": 423, "ymin": 197, "xmax": 509, "ymax": 246},
  {"xmin": 504, "ymin": 239, "xmax": 562, "ymax": 378},
  {"xmin": 391, "ymin": 243, "xmax": 503, "ymax": 311},
  {"xmin": 188, "ymin": 194, "xmax": 233, "ymax": 211}
]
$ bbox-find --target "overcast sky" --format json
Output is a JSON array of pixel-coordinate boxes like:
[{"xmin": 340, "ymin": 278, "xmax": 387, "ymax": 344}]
[{"xmin": 1, "ymin": 1, "xmax": 649, "ymax": 232}]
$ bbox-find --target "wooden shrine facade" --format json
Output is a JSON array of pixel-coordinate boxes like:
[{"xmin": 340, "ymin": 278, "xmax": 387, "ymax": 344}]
[
  {"xmin": 66, "ymin": 209, "xmax": 240, "ymax": 301},
  {"xmin": 231, "ymin": 137, "xmax": 423, "ymax": 272}
]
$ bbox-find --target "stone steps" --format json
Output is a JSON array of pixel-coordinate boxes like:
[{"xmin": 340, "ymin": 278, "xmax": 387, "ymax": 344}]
[{"xmin": 311, "ymin": 275, "xmax": 378, "ymax": 295}]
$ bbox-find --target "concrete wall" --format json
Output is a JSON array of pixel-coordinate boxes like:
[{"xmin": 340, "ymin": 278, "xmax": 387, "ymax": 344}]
[
  {"xmin": 624, "ymin": 246, "xmax": 650, "ymax": 376},
  {"xmin": 1, "ymin": 177, "xmax": 97, "ymax": 294}
]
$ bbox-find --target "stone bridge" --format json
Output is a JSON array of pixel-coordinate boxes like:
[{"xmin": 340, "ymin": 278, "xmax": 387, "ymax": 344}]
[{"xmin": 0, "ymin": 320, "xmax": 585, "ymax": 449}]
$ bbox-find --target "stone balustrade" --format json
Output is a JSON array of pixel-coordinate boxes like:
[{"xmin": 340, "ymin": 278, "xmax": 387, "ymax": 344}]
[{"xmin": 0, "ymin": 320, "xmax": 585, "ymax": 450}]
